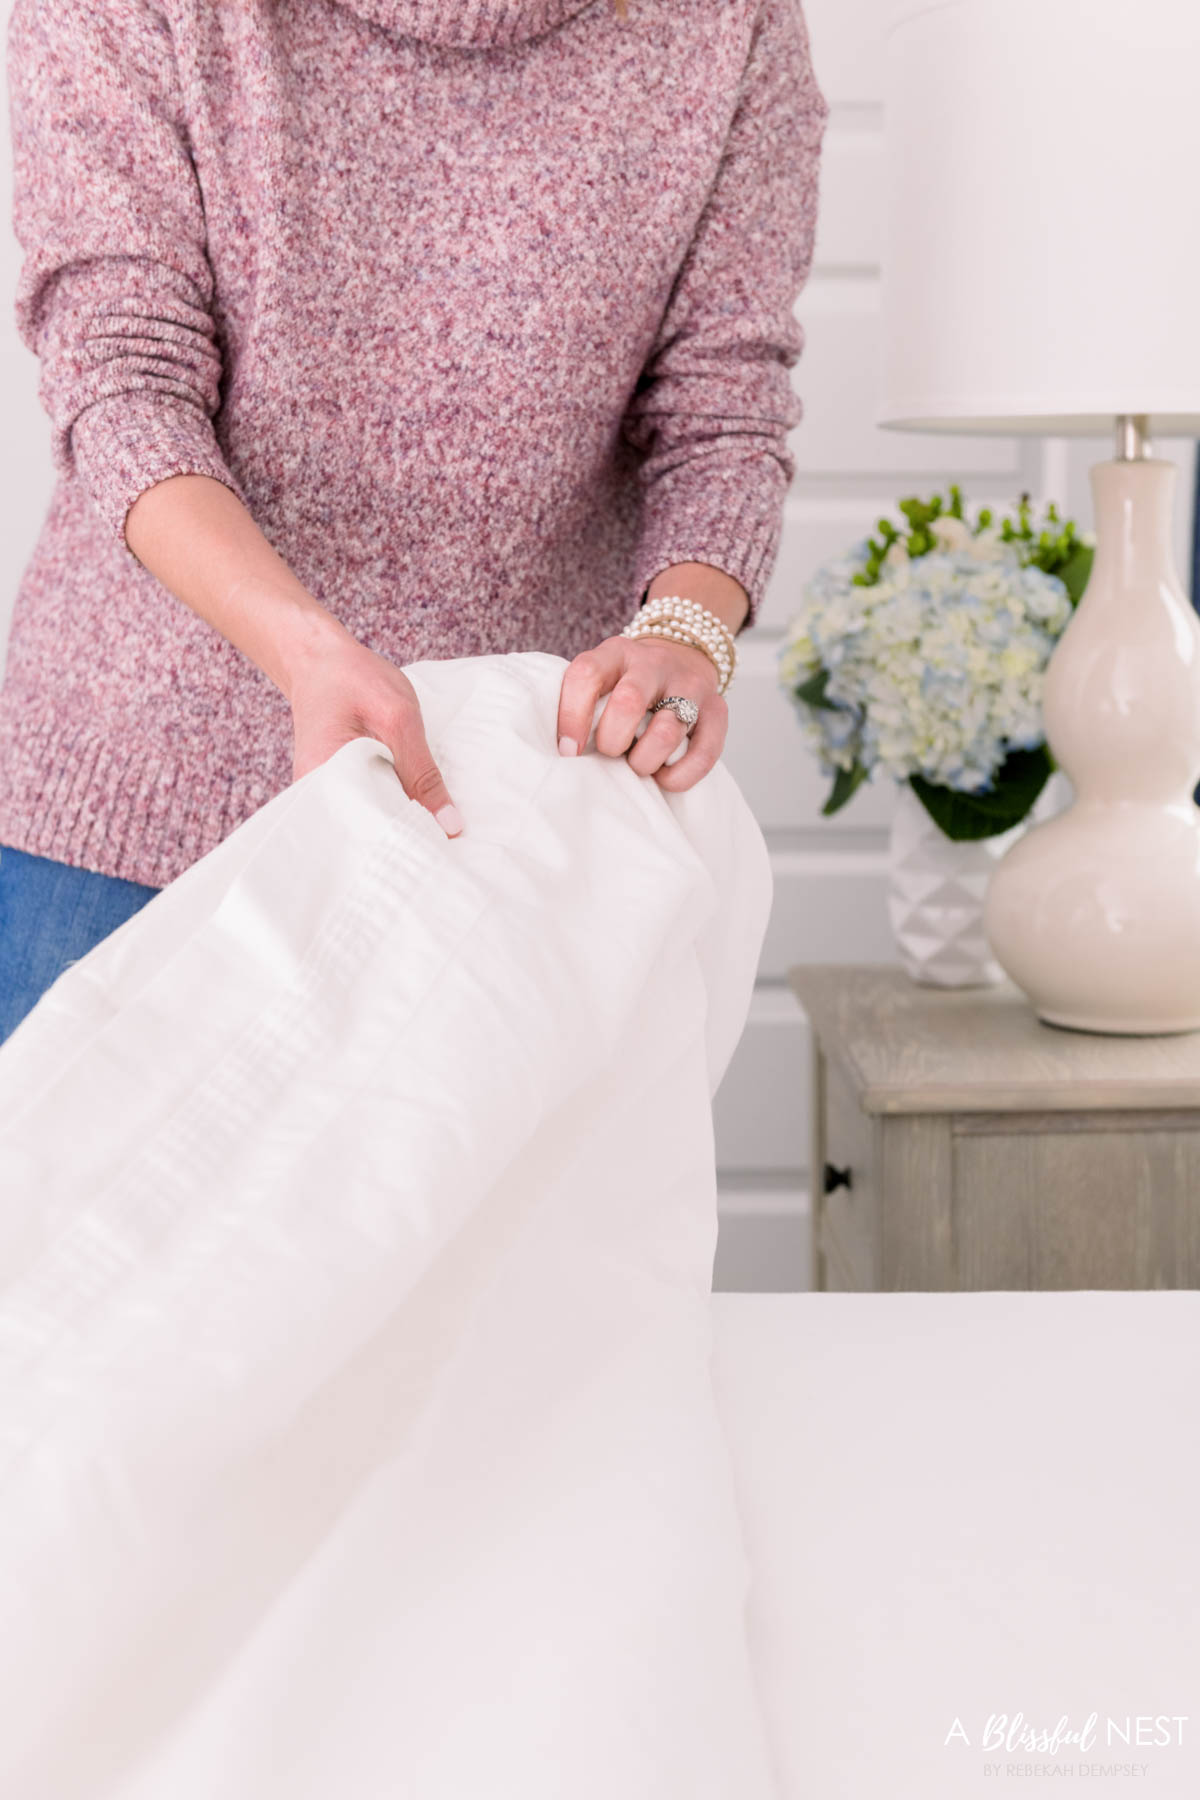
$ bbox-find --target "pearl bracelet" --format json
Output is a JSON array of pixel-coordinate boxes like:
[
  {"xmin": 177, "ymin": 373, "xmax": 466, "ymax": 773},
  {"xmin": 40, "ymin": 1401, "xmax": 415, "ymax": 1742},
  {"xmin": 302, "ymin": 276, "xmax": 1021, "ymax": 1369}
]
[
  {"xmin": 625, "ymin": 615, "xmax": 735, "ymax": 694},
  {"xmin": 621, "ymin": 595, "xmax": 739, "ymax": 696}
]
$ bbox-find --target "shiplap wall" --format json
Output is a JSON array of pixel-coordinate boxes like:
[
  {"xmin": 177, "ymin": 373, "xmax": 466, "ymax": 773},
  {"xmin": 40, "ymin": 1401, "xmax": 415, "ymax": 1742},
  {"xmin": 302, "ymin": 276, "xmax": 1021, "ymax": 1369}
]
[
  {"xmin": 709, "ymin": 0, "xmax": 1196, "ymax": 1290},
  {"xmin": 0, "ymin": 3, "xmax": 1194, "ymax": 1287}
]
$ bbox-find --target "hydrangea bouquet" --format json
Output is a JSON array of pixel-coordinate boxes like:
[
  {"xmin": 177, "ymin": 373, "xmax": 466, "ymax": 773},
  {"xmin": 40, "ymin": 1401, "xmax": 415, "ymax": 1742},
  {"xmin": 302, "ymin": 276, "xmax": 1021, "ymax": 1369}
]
[{"xmin": 777, "ymin": 489, "xmax": 1095, "ymax": 841}]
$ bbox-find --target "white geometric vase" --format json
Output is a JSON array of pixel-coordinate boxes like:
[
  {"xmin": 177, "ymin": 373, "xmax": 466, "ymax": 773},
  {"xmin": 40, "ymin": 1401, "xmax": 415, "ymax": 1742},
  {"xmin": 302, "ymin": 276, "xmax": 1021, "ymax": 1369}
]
[{"xmin": 887, "ymin": 781, "xmax": 1027, "ymax": 988}]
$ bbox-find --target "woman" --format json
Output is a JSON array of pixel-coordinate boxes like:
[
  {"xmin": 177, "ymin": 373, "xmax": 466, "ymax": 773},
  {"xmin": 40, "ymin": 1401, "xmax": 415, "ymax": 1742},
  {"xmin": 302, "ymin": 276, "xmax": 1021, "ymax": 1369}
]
[{"xmin": 0, "ymin": 0, "xmax": 827, "ymax": 1043}]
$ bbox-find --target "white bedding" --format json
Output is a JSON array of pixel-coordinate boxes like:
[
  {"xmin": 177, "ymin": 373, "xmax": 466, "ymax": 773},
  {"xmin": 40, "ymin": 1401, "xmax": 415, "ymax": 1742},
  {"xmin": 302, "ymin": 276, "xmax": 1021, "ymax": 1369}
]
[
  {"xmin": 0, "ymin": 650, "xmax": 779, "ymax": 1799},
  {"xmin": 3, "ymin": 650, "xmax": 1193, "ymax": 1800},
  {"xmin": 714, "ymin": 1291, "xmax": 1200, "ymax": 1800}
]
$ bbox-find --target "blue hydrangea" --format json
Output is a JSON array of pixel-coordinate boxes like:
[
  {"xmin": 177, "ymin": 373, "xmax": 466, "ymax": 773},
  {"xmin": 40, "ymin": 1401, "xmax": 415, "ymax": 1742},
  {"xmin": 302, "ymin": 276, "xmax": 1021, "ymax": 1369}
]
[{"xmin": 777, "ymin": 527, "xmax": 1072, "ymax": 793}]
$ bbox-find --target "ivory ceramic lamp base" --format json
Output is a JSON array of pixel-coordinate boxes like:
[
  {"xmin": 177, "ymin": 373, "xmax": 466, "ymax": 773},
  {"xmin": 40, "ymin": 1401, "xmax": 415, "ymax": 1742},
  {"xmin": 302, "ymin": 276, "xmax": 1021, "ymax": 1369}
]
[
  {"xmin": 983, "ymin": 443, "xmax": 1200, "ymax": 1034},
  {"xmin": 879, "ymin": 1, "xmax": 1200, "ymax": 1037}
]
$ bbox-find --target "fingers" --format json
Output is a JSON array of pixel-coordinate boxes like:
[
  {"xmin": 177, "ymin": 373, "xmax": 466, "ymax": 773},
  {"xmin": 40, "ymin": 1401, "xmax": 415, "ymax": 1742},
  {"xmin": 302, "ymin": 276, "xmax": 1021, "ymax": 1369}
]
[
  {"xmin": 385, "ymin": 700, "xmax": 463, "ymax": 837},
  {"xmin": 653, "ymin": 691, "xmax": 729, "ymax": 794},
  {"xmin": 556, "ymin": 637, "xmax": 727, "ymax": 786},
  {"xmin": 286, "ymin": 636, "xmax": 465, "ymax": 838},
  {"xmin": 594, "ymin": 668, "xmax": 664, "ymax": 760},
  {"xmin": 555, "ymin": 639, "xmax": 625, "ymax": 756},
  {"xmin": 626, "ymin": 703, "xmax": 687, "ymax": 777}
]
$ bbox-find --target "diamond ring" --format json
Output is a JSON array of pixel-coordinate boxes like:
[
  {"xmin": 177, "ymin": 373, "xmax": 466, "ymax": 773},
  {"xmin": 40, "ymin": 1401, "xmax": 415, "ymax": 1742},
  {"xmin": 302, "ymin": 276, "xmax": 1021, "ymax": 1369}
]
[{"xmin": 650, "ymin": 695, "xmax": 700, "ymax": 731}]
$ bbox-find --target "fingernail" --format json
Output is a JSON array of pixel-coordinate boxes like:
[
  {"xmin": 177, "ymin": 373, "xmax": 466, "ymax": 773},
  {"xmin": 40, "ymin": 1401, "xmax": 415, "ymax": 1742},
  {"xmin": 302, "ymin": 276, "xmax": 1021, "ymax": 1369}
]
[
  {"xmin": 436, "ymin": 803, "xmax": 464, "ymax": 838},
  {"xmin": 558, "ymin": 736, "xmax": 577, "ymax": 757}
]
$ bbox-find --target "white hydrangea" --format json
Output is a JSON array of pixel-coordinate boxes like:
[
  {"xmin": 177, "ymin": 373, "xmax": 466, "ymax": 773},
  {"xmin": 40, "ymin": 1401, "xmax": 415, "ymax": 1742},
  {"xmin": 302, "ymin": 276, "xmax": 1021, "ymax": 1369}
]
[{"xmin": 778, "ymin": 533, "xmax": 1073, "ymax": 794}]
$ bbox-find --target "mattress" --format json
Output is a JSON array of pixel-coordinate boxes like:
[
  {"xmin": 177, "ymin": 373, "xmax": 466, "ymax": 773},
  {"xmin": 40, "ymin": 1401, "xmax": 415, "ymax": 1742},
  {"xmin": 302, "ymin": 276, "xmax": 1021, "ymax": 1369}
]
[{"xmin": 712, "ymin": 1290, "xmax": 1200, "ymax": 1800}]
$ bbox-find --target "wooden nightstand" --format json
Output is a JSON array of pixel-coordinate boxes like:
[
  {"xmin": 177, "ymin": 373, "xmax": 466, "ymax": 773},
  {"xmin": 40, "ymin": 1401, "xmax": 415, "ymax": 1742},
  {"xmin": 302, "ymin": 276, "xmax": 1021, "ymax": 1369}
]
[{"xmin": 789, "ymin": 963, "xmax": 1200, "ymax": 1291}]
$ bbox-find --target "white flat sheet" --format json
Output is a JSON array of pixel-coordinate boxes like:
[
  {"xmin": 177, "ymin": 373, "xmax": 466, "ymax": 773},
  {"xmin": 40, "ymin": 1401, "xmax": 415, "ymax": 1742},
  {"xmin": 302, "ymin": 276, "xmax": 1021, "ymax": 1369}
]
[
  {"xmin": 5, "ymin": 649, "xmax": 1194, "ymax": 1800},
  {"xmin": 0, "ymin": 650, "xmax": 777, "ymax": 1800},
  {"xmin": 713, "ymin": 1291, "xmax": 1200, "ymax": 1800}
]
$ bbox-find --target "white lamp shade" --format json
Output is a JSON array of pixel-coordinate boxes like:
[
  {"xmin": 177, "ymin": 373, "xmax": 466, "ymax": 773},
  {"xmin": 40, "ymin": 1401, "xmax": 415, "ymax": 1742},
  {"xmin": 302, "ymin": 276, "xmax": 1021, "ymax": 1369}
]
[{"xmin": 879, "ymin": 0, "xmax": 1200, "ymax": 434}]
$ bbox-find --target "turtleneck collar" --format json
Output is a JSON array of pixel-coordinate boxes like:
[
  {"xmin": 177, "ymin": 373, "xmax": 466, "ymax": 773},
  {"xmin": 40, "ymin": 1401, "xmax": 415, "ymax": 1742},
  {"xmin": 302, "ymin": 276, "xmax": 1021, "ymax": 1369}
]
[{"xmin": 332, "ymin": 0, "xmax": 602, "ymax": 48}]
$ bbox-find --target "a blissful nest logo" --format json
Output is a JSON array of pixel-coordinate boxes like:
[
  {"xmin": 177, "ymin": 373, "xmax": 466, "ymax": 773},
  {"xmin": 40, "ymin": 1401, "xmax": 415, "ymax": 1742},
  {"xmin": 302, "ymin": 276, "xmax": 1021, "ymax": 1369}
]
[{"xmin": 944, "ymin": 1714, "xmax": 1188, "ymax": 1780}]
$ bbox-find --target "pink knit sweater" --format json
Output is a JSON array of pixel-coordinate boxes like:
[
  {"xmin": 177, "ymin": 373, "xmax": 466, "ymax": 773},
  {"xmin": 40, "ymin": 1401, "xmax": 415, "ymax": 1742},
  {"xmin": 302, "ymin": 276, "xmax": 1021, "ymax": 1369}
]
[{"xmin": 1, "ymin": 0, "xmax": 827, "ymax": 888}]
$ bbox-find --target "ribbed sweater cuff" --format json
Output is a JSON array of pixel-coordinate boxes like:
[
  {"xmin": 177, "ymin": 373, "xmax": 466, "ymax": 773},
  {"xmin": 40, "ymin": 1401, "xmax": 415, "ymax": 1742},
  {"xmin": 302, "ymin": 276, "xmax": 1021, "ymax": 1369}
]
[
  {"xmin": 70, "ymin": 393, "xmax": 247, "ymax": 552},
  {"xmin": 631, "ymin": 474, "xmax": 786, "ymax": 631}
]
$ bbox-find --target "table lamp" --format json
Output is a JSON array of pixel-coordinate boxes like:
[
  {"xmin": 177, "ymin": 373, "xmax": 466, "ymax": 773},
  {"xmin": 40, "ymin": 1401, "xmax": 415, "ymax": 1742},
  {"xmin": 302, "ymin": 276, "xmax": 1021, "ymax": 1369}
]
[{"xmin": 878, "ymin": 0, "xmax": 1200, "ymax": 1035}]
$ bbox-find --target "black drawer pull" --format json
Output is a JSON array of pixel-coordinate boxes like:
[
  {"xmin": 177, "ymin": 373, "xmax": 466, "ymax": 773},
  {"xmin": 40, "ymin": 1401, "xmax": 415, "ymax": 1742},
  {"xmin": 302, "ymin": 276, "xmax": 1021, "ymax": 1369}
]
[{"xmin": 823, "ymin": 1162, "xmax": 853, "ymax": 1194}]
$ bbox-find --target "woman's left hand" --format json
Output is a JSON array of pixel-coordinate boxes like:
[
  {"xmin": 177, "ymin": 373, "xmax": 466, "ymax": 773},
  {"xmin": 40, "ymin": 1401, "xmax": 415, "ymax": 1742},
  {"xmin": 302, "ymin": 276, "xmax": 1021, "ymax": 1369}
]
[{"xmin": 555, "ymin": 635, "xmax": 728, "ymax": 792}]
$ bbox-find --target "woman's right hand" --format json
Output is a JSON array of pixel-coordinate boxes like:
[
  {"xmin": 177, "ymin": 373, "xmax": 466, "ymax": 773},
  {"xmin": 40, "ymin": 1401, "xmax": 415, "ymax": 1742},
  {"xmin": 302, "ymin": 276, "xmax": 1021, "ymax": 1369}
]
[
  {"xmin": 284, "ymin": 626, "xmax": 463, "ymax": 837},
  {"xmin": 124, "ymin": 476, "xmax": 464, "ymax": 839}
]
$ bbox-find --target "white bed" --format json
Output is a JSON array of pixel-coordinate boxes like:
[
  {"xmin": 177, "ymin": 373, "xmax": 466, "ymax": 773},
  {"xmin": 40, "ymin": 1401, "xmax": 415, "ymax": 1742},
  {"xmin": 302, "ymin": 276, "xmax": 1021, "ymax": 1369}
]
[
  {"xmin": 713, "ymin": 1290, "xmax": 1200, "ymax": 1800},
  {"xmin": 2, "ymin": 655, "xmax": 1195, "ymax": 1800}
]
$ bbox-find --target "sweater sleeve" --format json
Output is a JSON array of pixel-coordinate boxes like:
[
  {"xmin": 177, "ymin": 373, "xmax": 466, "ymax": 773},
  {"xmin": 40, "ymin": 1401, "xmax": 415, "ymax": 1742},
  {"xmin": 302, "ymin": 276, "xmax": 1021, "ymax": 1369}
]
[
  {"xmin": 621, "ymin": 0, "xmax": 828, "ymax": 629},
  {"xmin": 7, "ymin": 0, "xmax": 246, "ymax": 551}
]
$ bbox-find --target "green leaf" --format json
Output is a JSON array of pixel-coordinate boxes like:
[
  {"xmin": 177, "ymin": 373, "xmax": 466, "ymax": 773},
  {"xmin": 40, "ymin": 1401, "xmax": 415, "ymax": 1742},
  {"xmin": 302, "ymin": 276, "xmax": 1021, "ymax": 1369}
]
[
  {"xmin": 821, "ymin": 760, "xmax": 869, "ymax": 816},
  {"xmin": 908, "ymin": 744, "xmax": 1053, "ymax": 841},
  {"xmin": 793, "ymin": 667, "xmax": 842, "ymax": 711},
  {"xmin": 899, "ymin": 496, "xmax": 937, "ymax": 532},
  {"xmin": 1055, "ymin": 542, "xmax": 1093, "ymax": 607}
]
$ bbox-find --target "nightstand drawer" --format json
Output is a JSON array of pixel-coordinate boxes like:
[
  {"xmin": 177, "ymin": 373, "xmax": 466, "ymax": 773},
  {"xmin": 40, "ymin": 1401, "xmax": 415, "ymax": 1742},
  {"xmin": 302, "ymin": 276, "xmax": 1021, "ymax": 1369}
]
[
  {"xmin": 819, "ymin": 1228, "xmax": 854, "ymax": 1291},
  {"xmin": 795, "ymin": 963, "xmax": 1200, "ymax": 1292},
  {"xmin": 819, "ymin": 1054, "xmax": 878, "ymax": 1287}
]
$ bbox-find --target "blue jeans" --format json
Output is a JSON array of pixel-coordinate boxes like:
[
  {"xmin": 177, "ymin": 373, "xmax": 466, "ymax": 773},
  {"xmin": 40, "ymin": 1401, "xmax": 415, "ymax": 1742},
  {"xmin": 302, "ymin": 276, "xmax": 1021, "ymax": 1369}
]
[{"xmin": 0, "ymin": 846, "xmax": 160, "ymax": 1046}]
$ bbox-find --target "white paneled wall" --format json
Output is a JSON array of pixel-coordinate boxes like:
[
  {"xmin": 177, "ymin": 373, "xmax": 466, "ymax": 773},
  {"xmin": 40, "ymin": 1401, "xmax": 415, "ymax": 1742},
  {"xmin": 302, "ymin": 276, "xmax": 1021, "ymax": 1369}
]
[
  {"xmin": 0, "ymin": 6, "xmax": 1194, "ymax": 1293},
  {"xmin": 711, "ymin": 0, "xmax": 1194, "ymax": 1292}
]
